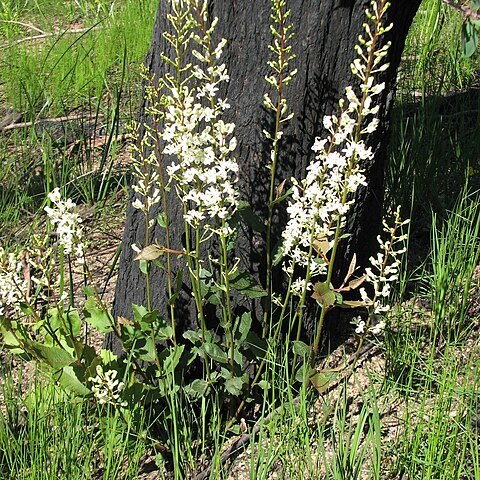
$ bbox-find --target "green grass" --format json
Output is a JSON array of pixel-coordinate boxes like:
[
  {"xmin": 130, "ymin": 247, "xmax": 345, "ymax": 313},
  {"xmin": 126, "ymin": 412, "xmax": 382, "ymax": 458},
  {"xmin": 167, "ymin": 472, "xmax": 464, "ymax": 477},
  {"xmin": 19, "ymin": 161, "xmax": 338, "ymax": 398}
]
[
  {"xmin": 1, "ymin": 0, "xmax": 480, "ymax": 479},
  {"xmin": 1, "ymin": 0, "xmax": 157, "ymax": 114},
  {"xmin": 0, "ymin": 0, "xmax": 157, "ymax": 233},
  {"xmin": 0, "ymin": 362, "xmax": 146, "ymax": 480}
]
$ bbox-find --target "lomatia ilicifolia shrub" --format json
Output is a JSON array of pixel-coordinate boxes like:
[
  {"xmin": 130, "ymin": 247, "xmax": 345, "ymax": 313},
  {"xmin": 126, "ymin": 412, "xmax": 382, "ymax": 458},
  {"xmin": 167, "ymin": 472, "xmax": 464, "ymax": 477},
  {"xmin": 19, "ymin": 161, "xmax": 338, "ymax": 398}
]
[{"xmin": 0, "ymin": 0, "xmax": 408, "ymax": 431}]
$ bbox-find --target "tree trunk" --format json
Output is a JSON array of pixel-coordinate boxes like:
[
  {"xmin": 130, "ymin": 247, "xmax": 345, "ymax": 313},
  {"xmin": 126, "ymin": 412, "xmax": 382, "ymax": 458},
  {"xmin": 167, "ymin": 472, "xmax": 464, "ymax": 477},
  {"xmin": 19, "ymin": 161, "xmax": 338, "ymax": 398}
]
[{"xmin": 108, "ymin": 0, "xmax": 421, "ymax": 354}]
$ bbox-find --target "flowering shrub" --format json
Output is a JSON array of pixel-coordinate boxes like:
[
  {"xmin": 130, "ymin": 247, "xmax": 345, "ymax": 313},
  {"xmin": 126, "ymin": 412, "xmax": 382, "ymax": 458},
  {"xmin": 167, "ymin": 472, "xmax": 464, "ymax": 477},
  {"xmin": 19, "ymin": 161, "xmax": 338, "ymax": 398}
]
[{"xmin": 0, "ymin": 0, "xmax": 408, "ymax": 440}]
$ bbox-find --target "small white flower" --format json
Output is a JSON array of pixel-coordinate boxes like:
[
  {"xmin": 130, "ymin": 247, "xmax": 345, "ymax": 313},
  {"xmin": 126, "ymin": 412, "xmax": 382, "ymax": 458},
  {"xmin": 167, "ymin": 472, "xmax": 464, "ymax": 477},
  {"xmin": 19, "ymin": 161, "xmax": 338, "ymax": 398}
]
[
  {"xmin": 89, "ymin": 365, "xmax": 127, "ymax": 408},
  {"xmin": 0, "ymin": 248, "xmax": 26, "ymax": 317},
  {"xmin": 44, "ymin": 188, "xmax": 85, "ymax": 262}
]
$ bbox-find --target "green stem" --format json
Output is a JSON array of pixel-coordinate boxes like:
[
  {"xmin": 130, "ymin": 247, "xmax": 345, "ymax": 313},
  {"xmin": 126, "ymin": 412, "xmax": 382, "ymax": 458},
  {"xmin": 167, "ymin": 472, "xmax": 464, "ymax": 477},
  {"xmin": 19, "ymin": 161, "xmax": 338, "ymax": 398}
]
[
  {"xmin": 152, "ymin": 104, "xmax": 176, "ymax": 343},
  {"xmin": 219, "ymin": 229, "xmax": 235, "ymax": 370},
  {"xmin": 264, "ymin": 0, "xmax": 288, "ymax": 338}
]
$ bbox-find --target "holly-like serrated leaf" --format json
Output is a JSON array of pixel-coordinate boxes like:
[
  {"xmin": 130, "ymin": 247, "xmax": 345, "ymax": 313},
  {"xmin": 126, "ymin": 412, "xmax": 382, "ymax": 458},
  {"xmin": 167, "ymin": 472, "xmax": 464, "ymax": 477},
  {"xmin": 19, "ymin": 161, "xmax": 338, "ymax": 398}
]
[
  {"xmin": 183, "ymin": 329, "xmax": 203, "ymax": 344},
  {"xmin": 132, "ymin": 337, "xmax": 156, "ymax": 362},
  {"xmin": 134, "ymin": 244, "xmax": 165, "ymax": 261},
  {"xmin": 228, "ymin": 270, "xmax": 267, "ymax": 298},
  {"xmin": 311, "ymin": 281, "xmax": 336, "ymax": 309},
  {"xmin": 462, "ymin": 21, "xmax": 479, "ymax": 58},
  {"xmin": 163, "ymin": 345, "xmax": 184, "ymax": 375}
]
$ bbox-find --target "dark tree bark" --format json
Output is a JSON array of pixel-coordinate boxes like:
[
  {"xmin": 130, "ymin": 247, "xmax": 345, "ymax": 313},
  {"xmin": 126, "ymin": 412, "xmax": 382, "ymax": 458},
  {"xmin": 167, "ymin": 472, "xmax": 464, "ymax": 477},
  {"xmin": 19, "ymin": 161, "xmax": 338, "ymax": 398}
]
[{"xmin": 108, "ymin": 0, "xmax": 421, "ymax": 354}]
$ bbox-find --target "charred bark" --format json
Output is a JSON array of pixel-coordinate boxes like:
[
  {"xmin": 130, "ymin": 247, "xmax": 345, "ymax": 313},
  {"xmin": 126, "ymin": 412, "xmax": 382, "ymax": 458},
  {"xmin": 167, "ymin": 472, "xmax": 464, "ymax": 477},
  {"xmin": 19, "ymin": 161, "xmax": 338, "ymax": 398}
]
[{"xmin": 108, "ymin": 0, "xmax": 421, "ymax": 354}]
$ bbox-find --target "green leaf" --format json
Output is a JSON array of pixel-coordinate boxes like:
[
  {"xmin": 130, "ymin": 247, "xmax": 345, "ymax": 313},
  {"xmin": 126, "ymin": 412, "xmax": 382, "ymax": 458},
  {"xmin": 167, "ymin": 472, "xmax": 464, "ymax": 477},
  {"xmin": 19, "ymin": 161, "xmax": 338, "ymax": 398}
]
[
  {"xmin": 202, "ymin": 342, "xmax": 228, "ymax": 364},
  {"xmin": 257, "ymin": 380, "xmax": 270, "ymax": 390},
  {"xmin": 55, "ymin": 365, "xmax": 91, "ymax": 397},
  {"xmin": 234, "ymin": 312, "xmax": 252, "ymax": 344},
  {"xmin": 461, "ymin": 21, "xmax": 479, "ymax": 58},
  {"xmin": 272, "ymin": 187, "xmax": 293, "ymax": 206},
  {"xmin": 225, "ymin": 375, "xmax": 244, "ymax": 396},
  {"xmin": 238, "ymin": 201, "xmax": 265, "ymax": 233},
  {"xmin": 309, "ymin": 369, "xmax": 337, "ymax": 393},
  {"xmin": 66, "ymin": 309, "xmax": 81, "ymax": 337},
  {"xmin": 19, "ymin": 302, "xmax": 34, "ymax": 316},
  {"xmin": 132, "ymin": 304, "xmax": 148, "ymax": 323},
  {"xmin": 31, "ymin": 342, "xmax": 74, "ymax": 369},
  {"xmin": 139, "ymin": 259, "xmax": 149, "ymax": 274},
  {"xmin": 184, "ymin": 379, "xmax": 209, "ymax": 399},
  {"xmin": 199, "ymin": 268, "xmax": 221, "ymax": 305},
  {"xmin": 156, "ymin": 326, "xmax": 174, "ymax": 341},
  {"xmin": 135, "ymin": 244, "xmax": 165, "ymax": 261},
  {"xmin": 228, "ymin": 270, "xmax": 267, "ymax": 298},
  {"xmin": 183, "ymin": 330, "xmax": 202, "ymax": 344},
  {"xmin": 163, "ymin": 345, "xmax": 184, "ymax": 375},
  {"xmin": 157, "ymin": 212, "xmax": 168, "ymax": 228},
  {"xmin": 311, "ymin": 281, "xmax": 336, "ymax": 309},
  {"xmin": 100, "ymin": 349, "xmax": 117, "ymax": 364},
  {"xmin": 169, "ymin": 268, "xmax": 184, "ymax": 306},
  {"xmin": 84, "ymin": 297, "xmax": 113, "ymax": 333},
  {"xmin": 0, "ymin": 320, "xmax": 26, "ymax": 355},
  {"xmin": 272, "ymin": 240, "xmax": 285, "ymax": 266},
  {"xmin": 132, "ymin": 337, "xmax": 156, "ymax": 362},
  {"xmin": 472, "ymin": 0, "xmax": 480, "ymax": 11},
  {"xmin": 245, "ymin": 331, "xmax": 267, "ymax": 360},
  {"xmin": 292, "ymin": 340, "xmax": 311, "ymax": 357}
]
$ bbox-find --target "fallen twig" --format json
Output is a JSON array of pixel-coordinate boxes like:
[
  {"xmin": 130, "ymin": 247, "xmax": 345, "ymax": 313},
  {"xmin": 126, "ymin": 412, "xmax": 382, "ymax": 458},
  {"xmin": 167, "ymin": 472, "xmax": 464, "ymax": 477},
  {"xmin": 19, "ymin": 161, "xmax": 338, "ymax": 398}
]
[
  {"xmin": 0, "ymin": 19, "xmax": 47, "ymax": 35},
  {"xmin": 1, "ymin": 113, "xmax": 102, "ymax": 132},
  {"xmin": 1, "ymin": 26, "xmax": 100, "ymax": 49}
]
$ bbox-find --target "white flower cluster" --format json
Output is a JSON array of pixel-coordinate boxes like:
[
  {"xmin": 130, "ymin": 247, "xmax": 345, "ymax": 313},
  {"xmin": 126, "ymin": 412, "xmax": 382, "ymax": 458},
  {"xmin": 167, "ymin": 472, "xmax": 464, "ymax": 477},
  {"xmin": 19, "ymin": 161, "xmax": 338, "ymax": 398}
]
[
  {"xmin": 44, "ymin": 188, "xmax": 85, "ymax": 263},
  {"xmin": 351, "ymin": 315, "xmax": 385, "ymax": 336},
  {"xmin": 360, "ymin": 206, "xmax": 409, "ymax": 318},
  {"xmin": 0, "ymin": 248, "xmax": 26, "ymax": 317},
  {"xmin": 129, "ymin": 122, "xmax": 162, "ymax": 231},
  {"xmin": 88, "ymin": 365, "xmax": 127, "ymax": 408},
  {"xmin": 282, "ymin": 0, "xmax": 391, "ymax": 288},
  {"xmin": 163, "ymin": 19, "xmax": 238, "ymax": 230}
]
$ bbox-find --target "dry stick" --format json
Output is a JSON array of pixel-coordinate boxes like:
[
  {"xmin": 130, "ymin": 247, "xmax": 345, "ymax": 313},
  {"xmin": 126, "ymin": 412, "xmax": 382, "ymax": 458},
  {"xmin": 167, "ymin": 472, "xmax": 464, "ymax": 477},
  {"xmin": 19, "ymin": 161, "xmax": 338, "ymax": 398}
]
[
  {"xmin": 191, "ymin": 341, "xmax": 379, "ymax": 480},
  {"xmin": 1, "ymin": 26, "xmax": 100, "ymax": 49},
  {"xmin": 0, "ymin": 19, "xmax": 47, "ymax": 34},
  {"xmin": 1, "ymin": 113, "xmax": 103, "ymax": 132}
]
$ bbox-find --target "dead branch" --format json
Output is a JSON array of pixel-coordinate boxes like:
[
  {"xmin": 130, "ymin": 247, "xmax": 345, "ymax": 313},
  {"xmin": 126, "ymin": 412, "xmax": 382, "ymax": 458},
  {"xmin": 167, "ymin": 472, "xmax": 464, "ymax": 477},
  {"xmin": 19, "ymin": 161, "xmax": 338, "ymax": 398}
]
[
  {"xmin": 1, "ymin": 26, "xmax": 100, "ymax": 49},
  {"xmin": 0, "ymin": 19, "xmax": 47, "ymax": 35}
]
